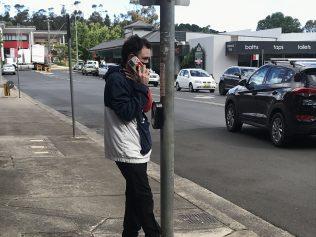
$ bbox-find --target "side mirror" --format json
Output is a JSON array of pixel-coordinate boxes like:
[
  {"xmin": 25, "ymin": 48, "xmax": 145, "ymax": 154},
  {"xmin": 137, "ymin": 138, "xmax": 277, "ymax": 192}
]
[
  {"xmin": 294, "ymin": 73, "xmax": 301, "ymax": 82},
  {"xmin": 238, "ymin": 78, "xmax": 247, "ymax": 86},
  {"xmin": 234, "ymin": 72, "xmax": 241, "ymax": 79}
]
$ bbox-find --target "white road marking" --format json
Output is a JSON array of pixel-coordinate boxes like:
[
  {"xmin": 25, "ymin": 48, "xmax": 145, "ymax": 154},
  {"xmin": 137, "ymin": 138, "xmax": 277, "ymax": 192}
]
[
  {"xmin": 34, "ymin": 151, "xmax": 49, "ymax": 154},
  {"xmin": 194, "ymin": 96, "xmax": 215, "ymax": 99},
  {"xmin": 30, "ymin": 146, "xmax": 45, "ymax": 149},
  {"xmin": 30, "ymin": 139, "xmax": 44, "ymax": 142},
  {"xmin": 152, "ymin": 93, "xmax": 225, "ymax": 107},
  {"xmin": 36, "ymin": 71, "xmax": 54, "ymax": 75}
]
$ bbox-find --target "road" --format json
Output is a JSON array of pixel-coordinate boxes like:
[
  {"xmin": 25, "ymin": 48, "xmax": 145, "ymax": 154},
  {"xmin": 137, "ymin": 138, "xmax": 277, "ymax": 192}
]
[{"xmin": 5, "ymin": 69, "xmax": 316, "ymax": 237}]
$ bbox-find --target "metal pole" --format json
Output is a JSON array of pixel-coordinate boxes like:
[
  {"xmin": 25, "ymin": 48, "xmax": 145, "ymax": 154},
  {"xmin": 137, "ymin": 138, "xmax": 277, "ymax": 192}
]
[
  {"xmin": 45, "ymin": 19, "xmax": 52, "ymax": 66},
  {"xmin": 16, "ymin": 23, "xmax": 21, "ymax": 98},
  {"xmin": 160, "ymin": 0, "xmax": 175, "ymax": 236},
  {"xmin": 75, "ymin": 15, "xmax": 79, "ymax": 63},
  {"xmin": 67, "ymin": 14, "xmax": 76, "ymax": 138},
  {"xmin": 261, "ymin": 49, "xmax": 264, "ymax": 66}
]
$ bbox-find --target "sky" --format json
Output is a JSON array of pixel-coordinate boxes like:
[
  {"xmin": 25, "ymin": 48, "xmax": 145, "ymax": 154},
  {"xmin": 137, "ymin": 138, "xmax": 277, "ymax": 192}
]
[{"xmin": 1, "ymin": 0, "xmax": 315, "ymax": 32}]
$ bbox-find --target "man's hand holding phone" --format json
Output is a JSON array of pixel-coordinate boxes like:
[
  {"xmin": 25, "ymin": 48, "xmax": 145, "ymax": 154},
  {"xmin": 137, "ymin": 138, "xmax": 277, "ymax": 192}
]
[
  {"xmin": 137, "ymin": 64, "xmax": 150, "ymax": 85},
  {"xmin": 127, "ymin": 56, "xmax": 150, "ymax": 85}
]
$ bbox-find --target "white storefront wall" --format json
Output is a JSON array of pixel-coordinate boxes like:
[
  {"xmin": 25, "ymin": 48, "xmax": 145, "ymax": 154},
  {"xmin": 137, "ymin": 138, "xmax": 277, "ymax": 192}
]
[
  {"xmin": 186, "ymin": 29, "xmax": 316, "ymax": 82},
  {"xmin": 188, "ymin": 35, "xmax": 237, "ymax": 83}
]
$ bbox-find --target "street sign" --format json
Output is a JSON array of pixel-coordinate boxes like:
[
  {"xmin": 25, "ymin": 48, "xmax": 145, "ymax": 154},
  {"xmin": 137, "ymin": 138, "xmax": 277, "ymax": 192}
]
[{"xmin": 138, "ymin": 0, "xmax": 190, "ymax": 6}]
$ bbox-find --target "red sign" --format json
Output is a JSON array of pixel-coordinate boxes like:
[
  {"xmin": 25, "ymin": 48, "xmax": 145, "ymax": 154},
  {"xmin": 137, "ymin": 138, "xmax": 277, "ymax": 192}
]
[{"xmin": 3, "ymin": 41, "xmax": 29, "ymax": 49}]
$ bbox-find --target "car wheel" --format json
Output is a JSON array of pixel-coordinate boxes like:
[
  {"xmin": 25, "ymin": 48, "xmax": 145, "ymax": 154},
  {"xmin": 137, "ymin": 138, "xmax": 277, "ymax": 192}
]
[
  {"xmin": 189, "ymin": 83, "xmax": 195, "ymax": 93},
  {"xmin": 270, "ymin": 113, "xmax": 291, "ymax": 147},
  {"xmin": 176, "ymin": 83, "xmax": 181, "ymax": 91},
  {"xmin": 219, "ymin": 82, "xmax": 226, "ymax": 96},
  {"xmin": 82, "ymin": 71, "xmax": 85, "ymax": 75},
  {"xmin": 209, "ymin": 89, "xmax": 215, "ymax": 93},
  {"xmin": 225, "ymin": 103, "xmax": 242, "ymax": 132}
]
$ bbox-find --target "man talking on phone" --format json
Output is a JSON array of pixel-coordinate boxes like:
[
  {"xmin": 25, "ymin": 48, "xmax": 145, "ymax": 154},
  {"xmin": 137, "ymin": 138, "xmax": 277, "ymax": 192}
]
[{"xmin": 104, "ymin": 35, "xmax": 160, "ymax": 237}]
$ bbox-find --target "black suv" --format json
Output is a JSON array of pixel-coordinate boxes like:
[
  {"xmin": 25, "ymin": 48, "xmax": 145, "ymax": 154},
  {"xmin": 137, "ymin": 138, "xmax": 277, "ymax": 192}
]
[
  {"xmin": 219, "ymin": 66, "xmax": 257, "ymax": 95},
  {"xmin": 225, "ymin": 61, "xmax": 316, "ymax": 146}
]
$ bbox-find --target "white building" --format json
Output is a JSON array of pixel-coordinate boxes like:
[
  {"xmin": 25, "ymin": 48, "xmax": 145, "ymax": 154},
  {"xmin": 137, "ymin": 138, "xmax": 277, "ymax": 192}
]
[{"xmin": 187, "ymin": 28, "xmax": 316, "ymax": 82}]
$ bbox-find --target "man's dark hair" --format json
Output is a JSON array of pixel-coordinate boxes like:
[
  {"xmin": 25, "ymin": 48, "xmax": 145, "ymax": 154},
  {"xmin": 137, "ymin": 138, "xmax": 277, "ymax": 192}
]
[{"xmin": 121, "ymin": 35, "xmax": 151, "ymax": 66}]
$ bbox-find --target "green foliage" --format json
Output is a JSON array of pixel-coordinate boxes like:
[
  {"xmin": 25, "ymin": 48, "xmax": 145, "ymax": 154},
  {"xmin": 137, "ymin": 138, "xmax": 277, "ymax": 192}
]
[
  {"xmin": 175, "ymin": 23, "xmax": 218, "ymax": 34},
  {"xmin": 257, "ymin": 12, "xmax": 302, "ymax": 33},
  {"xmin": 181, "ymin": 47, "xmax": 195, "ymax": 69},
  {"xmin": 52, "ymin": 43, "xmax": 70, "ymax": 64},
  {"xmin": 74, "ymin": 22, "xmax": 122, "ymax": 60},
  {"xmin": 303, "ymin": 20, "xmax": 316, "ymax": 32}
]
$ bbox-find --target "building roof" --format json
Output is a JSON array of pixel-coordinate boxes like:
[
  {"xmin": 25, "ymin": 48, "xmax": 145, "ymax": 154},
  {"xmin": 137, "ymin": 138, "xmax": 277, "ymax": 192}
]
[
  {"xmin": 124, "ymin": 20, "xmax": 153, "ymax": 30},
  {"xmin": 34, "ymin": 30, "xmax": 67, "ymax": 35},
  {"xmin": 89, "ymin": 30, "xmax": 186, "ymax": 52},
  {"xmin": 90, "ymin": 38, "xmax": 126, "ymax": 51}
]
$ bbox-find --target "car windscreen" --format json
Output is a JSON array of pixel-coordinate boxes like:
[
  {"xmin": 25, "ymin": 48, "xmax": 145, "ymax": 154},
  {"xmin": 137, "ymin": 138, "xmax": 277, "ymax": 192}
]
[
  {"xmin": 190, "ymin": 70, "xmax": 209, "ymax": 77},
  {"xmin": 241, "ymin": 68, "xmax": 255, "ymax": 77}
]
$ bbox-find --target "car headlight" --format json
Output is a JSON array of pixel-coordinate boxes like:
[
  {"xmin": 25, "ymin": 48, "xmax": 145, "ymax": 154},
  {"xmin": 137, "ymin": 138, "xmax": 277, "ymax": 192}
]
[{"xmin": 195, "ymin": 80, "xmax": 202, "ymax": 83}]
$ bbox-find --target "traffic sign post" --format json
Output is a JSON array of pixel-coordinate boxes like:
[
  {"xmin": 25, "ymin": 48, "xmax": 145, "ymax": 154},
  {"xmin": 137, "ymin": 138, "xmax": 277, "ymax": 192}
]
[{"xmin": 137, "ymin": 1, "xmax": 190, "ymax": 236}]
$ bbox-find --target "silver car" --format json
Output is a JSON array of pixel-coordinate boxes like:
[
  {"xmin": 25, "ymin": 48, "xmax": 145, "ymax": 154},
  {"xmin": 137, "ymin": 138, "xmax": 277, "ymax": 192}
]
[{"xmin": 2, "ymin": 64, "xmax": 16, "ymax": 75}]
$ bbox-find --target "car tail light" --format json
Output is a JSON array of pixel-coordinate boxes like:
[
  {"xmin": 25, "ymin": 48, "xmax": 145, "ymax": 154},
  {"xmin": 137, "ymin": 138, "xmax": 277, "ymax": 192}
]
[
  {"xmin": 296, "ymin": 115, "xmax": 316, "ymax": 122},
  {"xmin": 293, "ymin": 87, "xmax": 316, "ymax": 96}
]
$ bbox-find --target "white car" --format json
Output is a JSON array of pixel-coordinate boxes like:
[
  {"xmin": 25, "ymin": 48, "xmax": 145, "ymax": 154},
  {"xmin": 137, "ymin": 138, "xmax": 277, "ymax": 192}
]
[
  {"xmin": 176, "ymin": 68, "xmax": 216, "ymax": 93},
  {"xmin": 86, "ymin": 60, "xmax": 99, "ymax": 69},
  {"xmin": 2, "ymin": 64, "xmax": 16, "ymax": 75},
  {"xmin": 148, "ymin": 69, "xmax": 160, "ymax": 87},
  {"xmin": 98, "ymin": 63, "xmax": 118, "ymax": 78}
]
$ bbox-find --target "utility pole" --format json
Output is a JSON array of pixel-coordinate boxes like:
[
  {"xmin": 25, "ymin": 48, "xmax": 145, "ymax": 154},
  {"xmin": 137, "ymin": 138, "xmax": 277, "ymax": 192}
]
[
  {"xmin": 0, "ymin": 31, "xmax": 3, "ymax": 84},
  {"xmin": 16, "ymin": 23, "xmax": 21, "ymax": 98},
  {"xmin": 45, "ymin": 19, "xmax": 53, "ymax": 66},
  {"xmin": 159, "ymin": 1, "xmax": 175, "ymax": 236},
  {"xmin": 75, "ymin": 15, "xmax": 79, "ymax": 63},
  {"xmin": 138, "ymin": 1, "xmax": 189, "ymax": 236},
  {"xmin": 66, "ymin": 14, "xmax": 76, "ymax": 138}
]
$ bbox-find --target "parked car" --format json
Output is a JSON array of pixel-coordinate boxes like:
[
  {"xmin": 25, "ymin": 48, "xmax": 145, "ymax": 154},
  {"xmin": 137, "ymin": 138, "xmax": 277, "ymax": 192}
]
[
  {"xmin": 175, "ymin": 68, "xmax": 217, "ymax": 93},
  {"xmin": 98, "ymin": 63, "xmax": 118, "ymax": 78},
  {"xmin": 73, "ymin": 60, "xmax": 84, "ymax": 71},
  {"xmin": 148, "ymin": 69, "xmax": 160, "ymax": 87},
  {"xmin": 2, "ymin": 64, "xmax": 16, "ymax": 75},
  {"xmin": 219, "ymin": 66, "xmax": 257, "ymax": 95},
  {"xmin": 82, "ymin": 64, "xmax": 98, "ymax": 76},
  {"xmin": 85, "ymin": 60, "xmax": 99, "ymax": 69},
  {"xmin": 224, "ymin": 60, "xmax": 316, "ymax": 146}
]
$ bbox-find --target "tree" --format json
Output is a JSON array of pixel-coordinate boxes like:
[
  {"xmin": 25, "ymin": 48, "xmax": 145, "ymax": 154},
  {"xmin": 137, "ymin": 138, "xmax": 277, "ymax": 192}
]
[
  {"xmin": 0, "ymin": 5, "xmax": 12, "ymax": 24},
  {"xmin": 74, "ymin": 21, "xmax": 122, "ymax": 60},
  {"xmin": 181, "ymin": 47, "xmax": 195, "ymax": 69},
  {"xmin": 303, "ymin": 20, "xmax": 316, "ymax": 32},
  {"xmin": 13, "ymin": 4, "xmax": 29, "ymax": 25},
  {"xmin": 61, "ymin": 5, "xmax": 67, "ymax": 16},
  {"xmin": 123, "ymin": 2, "xmax": 159, "ymax": 26},
  {"xmin": 104, "ymin": 14, "xmax": 111, "ymax": 27},
  {"xmin": 88, "ymin": 11, "xmax": 103, "ymax": 24},
  {"xmin": 30, "ymin": 9, "xmax": 47, "ymax": 30},
  {"xmin": 175, "ymin": 23, "xmax": 218, "ymax": 33},
  {"xmin": 257, "ymin": 12, "xmax": 302, "ymax": 33}
]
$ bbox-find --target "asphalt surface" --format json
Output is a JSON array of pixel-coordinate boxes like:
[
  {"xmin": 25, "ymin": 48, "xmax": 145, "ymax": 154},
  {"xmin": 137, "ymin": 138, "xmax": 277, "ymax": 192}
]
[{"xmin": 4, "ymin": 69, "xmax": 316, "ymax": 237}]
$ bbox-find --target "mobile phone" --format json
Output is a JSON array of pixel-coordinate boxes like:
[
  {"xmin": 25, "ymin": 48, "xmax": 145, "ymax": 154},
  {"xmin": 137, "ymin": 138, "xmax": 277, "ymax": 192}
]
[{"xmin": 128, "ymin": 56, "xmax": 144, "ymax": 81}]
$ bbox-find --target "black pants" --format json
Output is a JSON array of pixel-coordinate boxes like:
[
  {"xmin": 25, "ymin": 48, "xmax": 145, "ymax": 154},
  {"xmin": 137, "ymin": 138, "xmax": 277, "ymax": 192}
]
[{"xmin": 116, "ymin": 161, "xmax": 161, "ymax": 237}]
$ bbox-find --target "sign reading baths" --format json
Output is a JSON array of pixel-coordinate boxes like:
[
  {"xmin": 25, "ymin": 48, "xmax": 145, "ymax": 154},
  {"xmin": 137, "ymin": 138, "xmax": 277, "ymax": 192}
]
[{"xmin": 226, "ymin": 41, "xmax": 316, "ymax": 55}]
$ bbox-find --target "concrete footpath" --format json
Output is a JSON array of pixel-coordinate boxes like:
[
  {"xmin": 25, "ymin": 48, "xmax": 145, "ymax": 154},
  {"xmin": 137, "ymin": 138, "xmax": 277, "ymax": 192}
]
[{"xmin": 0, "ymin": 88, "xmax": 295, "ymax": 237}]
